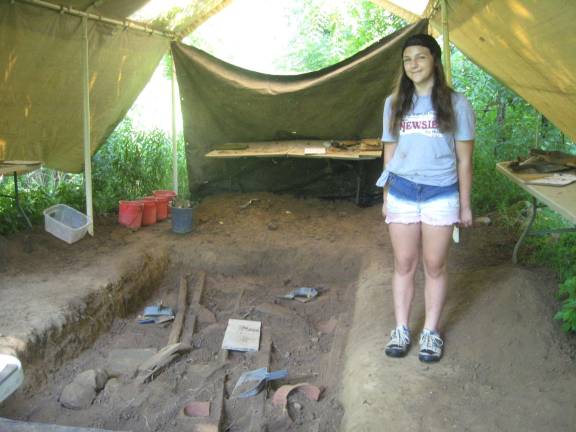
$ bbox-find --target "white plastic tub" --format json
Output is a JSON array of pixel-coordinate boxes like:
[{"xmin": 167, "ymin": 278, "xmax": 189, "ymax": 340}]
[
  {"xmin": 0, "ymin": 354, "xmax": 23, "ymax": 404},
  {"xmin": 43, "ymin": 204, "xmax": 90, "ymax": 244}
]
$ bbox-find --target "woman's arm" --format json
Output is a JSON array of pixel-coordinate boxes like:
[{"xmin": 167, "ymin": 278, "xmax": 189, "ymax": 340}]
[{"xmin": 455, "ymin": 140, "xmax": 474, "ymax": 227}]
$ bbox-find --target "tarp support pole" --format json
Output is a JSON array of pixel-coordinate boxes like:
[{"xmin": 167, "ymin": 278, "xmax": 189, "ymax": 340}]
[
  {"xmin": 441, "ymin": 0, "xmax": 458, "ymax": 242},
  {"xmin": 440, "ymin": 0, "xmax": 452, "ymax": 86},
  {"xmin": 171, "ymin": 57, "xmax": 178, "ymax": 194},
  {"xmin": 82, "ymin": 16, "xmax": 94, "ymax": 236},
  {"xmin": 17, "ymin": 0, "xmax": 174, "ymax": 39}
]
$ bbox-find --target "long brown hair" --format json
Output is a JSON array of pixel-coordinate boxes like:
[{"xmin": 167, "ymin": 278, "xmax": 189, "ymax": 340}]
[{"xmin": 389, "ymin": 34, "xmax": 455, "ymax": 136}]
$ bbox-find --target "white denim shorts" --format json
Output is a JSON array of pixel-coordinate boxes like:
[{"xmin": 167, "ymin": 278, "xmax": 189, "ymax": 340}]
[{"xmin": 385, "ymin": 174, "xmax": 460, "ymax": 226}]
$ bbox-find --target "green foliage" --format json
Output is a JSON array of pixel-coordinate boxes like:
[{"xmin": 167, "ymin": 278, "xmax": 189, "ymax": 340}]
[
  {"xmin": 94, "ymin": 119, "xmax": 189, "ymax": 213},
  {"xmin": 277, "ymin": 0, "xmax": 405, "ymax": 73},
  {"xmin": 555, "ymin": 277, "xmax": 576, "ymax": 332},
  {"xmin": 92, "ymin": 119, "xmax": 187, "ymax": 213},
  {"xmin": 523, "ymin": 210, "xmax": 576, "ymax": 278}
]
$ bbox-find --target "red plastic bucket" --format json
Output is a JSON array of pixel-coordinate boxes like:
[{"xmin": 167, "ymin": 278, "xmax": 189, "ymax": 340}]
[
  {"xmin": 145, "ymin": 196, "xmax": 169, "ymax": 221},
  {"xmin": 140, "ymin": 199, "xmax": 157, "ymax": 226},
  {"xmin": 153, "ymin": 190, "xmax": 177, "ymax": 215},
  {"xmin": 153, "ymin": 190, "xmax": 177, "ymax": 199},
  {"xmin": 118, "ymin": 201, "xmax": 144, "ymax": 229}
]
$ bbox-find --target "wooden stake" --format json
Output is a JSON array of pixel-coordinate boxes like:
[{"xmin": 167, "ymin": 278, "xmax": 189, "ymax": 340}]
[
  {"xmin": 191, "ymin": 271, "xmax": 206, "ymax": 305},
  {"xmin": 168, "ymin": 273, "xmax": 190, "ymax": 345},
  {"xmin": 181, "ymin": 271, "xmax": 207, "ymax": 345},
  {"xmin": 137, "ymin": 342, "xmax": 191, "ymax": 384}
]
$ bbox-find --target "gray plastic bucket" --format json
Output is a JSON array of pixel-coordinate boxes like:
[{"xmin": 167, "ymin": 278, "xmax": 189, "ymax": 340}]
[{"xmin": 171, "ymin": 206, "xmax": 194, "ymax": 234}]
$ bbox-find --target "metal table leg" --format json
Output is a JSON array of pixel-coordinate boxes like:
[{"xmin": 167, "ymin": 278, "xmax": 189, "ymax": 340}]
[
  {"xmin": 0, "ymin": 172, "xmax": 32, "ymax": 229},
  {"xmin": 13, "ymin": 172, "xmax": 32, "ymax": 229},
  {"xmin": 354, "ymin": 162, "xmax": 365, "ymax": 206},
  {"xmin": 512, "ymin": 196, "xmax": 537, "ymax": 264}
]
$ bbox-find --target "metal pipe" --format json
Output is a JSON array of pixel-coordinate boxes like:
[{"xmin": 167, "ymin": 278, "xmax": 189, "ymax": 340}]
[
  {"xmin": 171, "ymin": 56, "xmax": 179, "ymax": 195},
  {"xmin": 441, "ymin": 0, "xmax": 452, "ymax": 86},
  {"xmin": 82, "ymin": 16, "xmax": 94, "ymax": 236},
  {"xmin": 441, "ymin": 0, "xmax": 458, "ymax": 243},
  {"xmin": 17, "ymin": 0, "xmax": 175, "ymax": 39}
]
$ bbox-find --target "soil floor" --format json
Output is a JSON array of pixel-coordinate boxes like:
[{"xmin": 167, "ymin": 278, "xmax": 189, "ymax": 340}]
[{"xmin": 0, "ymin": 192, "xmax": 575, "ymax": 431}]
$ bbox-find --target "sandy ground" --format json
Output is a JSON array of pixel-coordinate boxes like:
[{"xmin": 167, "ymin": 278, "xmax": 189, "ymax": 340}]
[{"xmin": 0, "ymin": 192, "xmax": 575, "ymax": 431}]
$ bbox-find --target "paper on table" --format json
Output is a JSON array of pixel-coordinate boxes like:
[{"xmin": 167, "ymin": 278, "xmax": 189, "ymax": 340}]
[
  {"xmin": 525, "ymin": 173, "xmax": 576, "ymax": 186},
  {"xmin": 222, "ymin": 319, "xmax": 261, "ymax": 352}
]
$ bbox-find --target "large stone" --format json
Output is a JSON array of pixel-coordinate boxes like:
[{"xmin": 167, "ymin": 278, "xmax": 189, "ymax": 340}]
[
  {"xmin": 100, "ymin": 377, "xmax": 122, "ymax": 402},
  {"xmin": 105, "ymin": 348, "xmax": 157, "ymax": 378},
  {"xmin": 59, "ymin": 369, "xmax": 108, "ymax": 409},
  {"xmin": 60, "ymin": 381, "xmax": 95, "ymax": 410},
  {"xmin": 77, "ymin": 369, "xmax": 108, "ymax": 391}
]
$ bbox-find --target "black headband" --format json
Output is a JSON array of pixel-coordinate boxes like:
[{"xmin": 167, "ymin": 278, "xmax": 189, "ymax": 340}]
[{"xmin": 402, "ymin": 34, "xmax": 442, "ymax": 58}]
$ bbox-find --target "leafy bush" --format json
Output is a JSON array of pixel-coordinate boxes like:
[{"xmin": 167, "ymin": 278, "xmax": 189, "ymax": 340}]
[
  {"xmin": 92, "ymin": 119, "xmax": 188, "ymax": 213},
  {"xmin": 556, "ymin": 277, "xmax": 576, "ymax": 332}
]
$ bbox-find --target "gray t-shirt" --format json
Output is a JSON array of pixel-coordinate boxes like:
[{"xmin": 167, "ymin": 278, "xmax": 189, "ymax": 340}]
[{"xmin": 376, "ymin": 92, "xmax": 475, "ymax": 187}]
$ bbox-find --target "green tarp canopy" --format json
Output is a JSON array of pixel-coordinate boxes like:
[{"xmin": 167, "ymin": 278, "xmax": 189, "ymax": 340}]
[
  {"xmin": 0, "ymin": 0, "xmax": 168, "ymax": 172},
  {"xmin": 173, "ymin": 20, "xmax": 426, "ymax": 196}
]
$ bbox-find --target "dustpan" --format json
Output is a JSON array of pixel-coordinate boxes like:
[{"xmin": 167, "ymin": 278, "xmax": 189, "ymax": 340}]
[{"xmin": 231, "ymin": 367, "xmax": 288, "ymax": 399}]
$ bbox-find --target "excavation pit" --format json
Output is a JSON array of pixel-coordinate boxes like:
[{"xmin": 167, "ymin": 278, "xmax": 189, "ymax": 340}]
[{"xmin": 0, "ymin": 194, "xmax": 366, "ymax": 432}]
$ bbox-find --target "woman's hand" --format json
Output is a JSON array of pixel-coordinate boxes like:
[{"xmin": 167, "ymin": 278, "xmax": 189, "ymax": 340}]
[
  {"xmin": 459, "ymin": 206, "xmax": 473, "ymax": 228},
  {"xmin": 382, "ymin": 188, "xmax": 389, "ymax": 218}
]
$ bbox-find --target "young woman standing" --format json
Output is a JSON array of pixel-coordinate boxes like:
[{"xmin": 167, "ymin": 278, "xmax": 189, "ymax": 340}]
[{"xmin": 376, "ymin": 34, "xmax": 475, "ymax": 362}]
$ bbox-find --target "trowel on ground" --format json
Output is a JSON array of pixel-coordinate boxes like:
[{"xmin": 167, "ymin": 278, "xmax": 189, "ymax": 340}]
[
  {"xmin": 278, "ymin": 287, "xmax": 319, "ymax": 303},
  {"xmin": 231, "ymin": 367, "xmax": 288, "ymax": 399}
]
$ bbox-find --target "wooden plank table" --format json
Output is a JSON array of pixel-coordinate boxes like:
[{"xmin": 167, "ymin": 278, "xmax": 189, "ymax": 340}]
[
  {"xmin": 0, "ymin": 161, "xmax": 42, "ymax": 228},
  {"xmin": 496, "ymin": 161, "xmax": 576, "ymax": 263},
  {"xmin": 205, "ymin": 140, "xmax": 382, "ymax": 204},
  {"xmin": 205, "ymin": 140, "xmax": 382, "ymax": 160}
]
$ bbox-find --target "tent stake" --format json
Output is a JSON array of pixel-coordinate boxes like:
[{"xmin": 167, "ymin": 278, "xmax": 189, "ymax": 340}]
[{"xmin": 82, "ymin": 16, "xmax": 94, "ymax": 236}]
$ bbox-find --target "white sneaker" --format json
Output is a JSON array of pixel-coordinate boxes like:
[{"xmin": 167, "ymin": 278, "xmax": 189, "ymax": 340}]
[
  {"xmin": 418, "ymin": 329, "xmax": 444, "ymax": 362},
  {"xmin": 385, "ymin": 325, "xmax": 411, "ymax": 358}
]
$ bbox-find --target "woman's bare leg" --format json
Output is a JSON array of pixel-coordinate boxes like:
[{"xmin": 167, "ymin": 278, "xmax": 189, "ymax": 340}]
[
  {"xmin": 421, "ymin": 223, "xmax": 454, "ymax": 331},
  {"xmin": 388, "ymin": 223, "xmax": 421, "ymax": 327}
]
